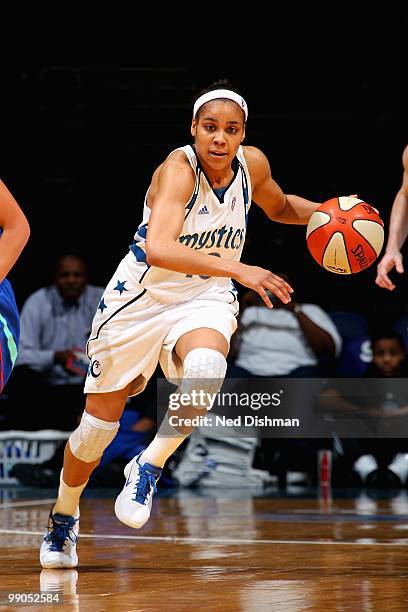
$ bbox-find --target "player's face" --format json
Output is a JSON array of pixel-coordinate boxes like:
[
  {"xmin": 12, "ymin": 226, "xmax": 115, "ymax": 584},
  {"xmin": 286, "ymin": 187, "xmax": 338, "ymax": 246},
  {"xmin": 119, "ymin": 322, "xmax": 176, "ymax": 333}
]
[
  {"xmin": 191, "ymin": 100, "xmax": 245, "ymax": 171},
  {"xmin": 372, "ymin": 339, "xmax": 405, "ymax": 376}
]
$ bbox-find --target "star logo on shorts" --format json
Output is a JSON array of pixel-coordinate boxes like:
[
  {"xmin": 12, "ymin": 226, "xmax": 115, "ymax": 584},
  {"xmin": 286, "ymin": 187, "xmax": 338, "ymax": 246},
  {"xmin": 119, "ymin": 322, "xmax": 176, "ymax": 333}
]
[
  {"xmin": 98, "ymin": 298, "xmax": 107, "ymax": 313},
  {"xmin": 89, "ymin": 359, "xmax": 102, "ymax": 378},
  {"xmin": 114, "ymin": 280, "xmax": 128, "ymax": 295}
]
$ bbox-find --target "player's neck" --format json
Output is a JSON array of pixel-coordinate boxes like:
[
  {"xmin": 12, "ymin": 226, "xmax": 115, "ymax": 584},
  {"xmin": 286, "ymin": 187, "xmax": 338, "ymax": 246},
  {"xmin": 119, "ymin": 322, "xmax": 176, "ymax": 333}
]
[{"xmin": 200, "ymin": 163, "xmax": 234, "ymax": 188}]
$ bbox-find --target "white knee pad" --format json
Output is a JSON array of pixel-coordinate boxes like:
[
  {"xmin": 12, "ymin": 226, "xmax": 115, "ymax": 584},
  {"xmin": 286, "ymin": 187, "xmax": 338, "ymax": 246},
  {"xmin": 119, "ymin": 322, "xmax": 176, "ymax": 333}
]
[
  {"xmin": 69, "ymin": 411, "xmax": 119, "ymax": 463},
  {"xmin": 180, "ymin": 348, "xmax": 227, "ymax": 410}
]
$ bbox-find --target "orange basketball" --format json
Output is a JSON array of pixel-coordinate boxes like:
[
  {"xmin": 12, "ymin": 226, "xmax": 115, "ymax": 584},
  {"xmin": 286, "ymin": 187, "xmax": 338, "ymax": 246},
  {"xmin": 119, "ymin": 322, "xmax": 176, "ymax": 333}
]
[{"xmin": 306, "ymin": 196, "xmax": 384, "ymax": 274}]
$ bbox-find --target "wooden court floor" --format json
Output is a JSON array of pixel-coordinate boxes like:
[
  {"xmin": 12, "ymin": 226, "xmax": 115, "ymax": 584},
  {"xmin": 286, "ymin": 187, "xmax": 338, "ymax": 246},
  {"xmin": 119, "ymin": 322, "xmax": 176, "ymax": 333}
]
[{"xmin": 1, "ymin": 486, "xmax": 408, "ymax": 611}]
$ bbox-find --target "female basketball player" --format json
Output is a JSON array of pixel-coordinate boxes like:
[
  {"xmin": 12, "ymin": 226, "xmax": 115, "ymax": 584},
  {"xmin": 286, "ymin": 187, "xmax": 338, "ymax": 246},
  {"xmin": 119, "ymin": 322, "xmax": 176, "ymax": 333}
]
[
  {"xmin": 0, "ymin": 179, "xmax": 30, "ymax": 393},
  {"xmin": 41, "ymin": 80, "xmax": 323, "ymax": 568}
]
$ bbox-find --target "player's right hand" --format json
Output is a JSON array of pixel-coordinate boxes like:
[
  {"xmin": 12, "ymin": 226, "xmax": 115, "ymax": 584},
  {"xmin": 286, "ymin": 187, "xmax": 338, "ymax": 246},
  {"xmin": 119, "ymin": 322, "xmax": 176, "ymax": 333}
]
[
  {"xmin": 233, "ymin": 263, "xmax": 293, "ymax": 308},
  {"xmin": 375, "ymin": 251, "xmax": 404, "ymax": 291}
]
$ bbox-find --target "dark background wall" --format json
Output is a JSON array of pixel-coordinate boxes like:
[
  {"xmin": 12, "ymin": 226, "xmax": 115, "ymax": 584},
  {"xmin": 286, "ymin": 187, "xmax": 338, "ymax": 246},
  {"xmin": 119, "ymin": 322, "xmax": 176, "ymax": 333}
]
[{"xmin": 1, "ymin": 58, "xmax": 406, "ymax": 327}]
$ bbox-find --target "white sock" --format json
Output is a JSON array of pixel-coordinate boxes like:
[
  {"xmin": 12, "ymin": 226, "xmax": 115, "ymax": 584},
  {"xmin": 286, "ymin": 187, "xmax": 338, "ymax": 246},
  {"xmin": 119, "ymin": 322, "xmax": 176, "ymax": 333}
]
[
  {"xmin": 53, "ymin": 470, "xmax": 88, "ymax": 518},
  {"xmin": 139, "ymin": 413, "xmax": 187, "ymax": 468}
]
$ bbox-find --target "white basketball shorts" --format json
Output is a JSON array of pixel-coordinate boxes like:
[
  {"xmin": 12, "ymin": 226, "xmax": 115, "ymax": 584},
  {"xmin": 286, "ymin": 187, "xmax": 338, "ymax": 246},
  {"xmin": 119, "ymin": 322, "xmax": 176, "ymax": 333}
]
[{"xmin": 84, "ymin": 261, "xmax": 238, "ymax": 396}]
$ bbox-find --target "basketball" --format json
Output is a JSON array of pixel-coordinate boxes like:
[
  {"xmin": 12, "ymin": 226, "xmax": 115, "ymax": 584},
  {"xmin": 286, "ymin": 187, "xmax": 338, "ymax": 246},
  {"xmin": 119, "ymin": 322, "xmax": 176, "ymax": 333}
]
[{"xmin": 306, "ymin": 196, "xmax": 384, "ymax": 274}]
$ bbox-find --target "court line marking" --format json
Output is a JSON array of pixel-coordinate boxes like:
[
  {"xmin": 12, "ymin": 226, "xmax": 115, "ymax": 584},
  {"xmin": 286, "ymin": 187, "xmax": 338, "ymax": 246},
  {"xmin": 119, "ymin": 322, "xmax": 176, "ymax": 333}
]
[
  {"xmin": 0, "ymin": 528, "xmax": 407, "ymax": 546},
  {"xmin": 0, "ymin": 499, "xmax": 55, "ymax": 509}
]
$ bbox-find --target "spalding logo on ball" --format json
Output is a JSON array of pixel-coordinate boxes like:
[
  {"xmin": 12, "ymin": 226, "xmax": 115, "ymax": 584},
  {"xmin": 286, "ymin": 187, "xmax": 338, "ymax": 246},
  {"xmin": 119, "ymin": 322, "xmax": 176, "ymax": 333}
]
[{"xmin": 306, "ymin": 196, "xmax": 384, "ymax": 274}]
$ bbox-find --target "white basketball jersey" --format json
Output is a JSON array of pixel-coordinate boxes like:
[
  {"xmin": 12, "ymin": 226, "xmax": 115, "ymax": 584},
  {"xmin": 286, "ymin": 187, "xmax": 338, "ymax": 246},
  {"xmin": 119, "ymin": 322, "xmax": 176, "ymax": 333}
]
[{"xmin": 124, "ymin": 144, "xmax": 252, "ymax": 303}]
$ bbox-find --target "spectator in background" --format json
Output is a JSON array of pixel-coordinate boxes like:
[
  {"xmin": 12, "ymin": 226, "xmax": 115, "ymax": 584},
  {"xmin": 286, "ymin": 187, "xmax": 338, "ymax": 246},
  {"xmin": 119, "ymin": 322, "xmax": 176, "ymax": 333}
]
[
  {"xmin": 366, "ymin": 331, "xmax": 408, "ymax": 379},
  {"xmin": 320, "ymin": 330, "xmax": 408, "ymax": 487},
  {"xmin": 230, "ymin": 274, "xmax": 342, "ymax": 377},
  {"xmin": 5, "ymin": 255, "xmax": 103, "ymax": 430}
]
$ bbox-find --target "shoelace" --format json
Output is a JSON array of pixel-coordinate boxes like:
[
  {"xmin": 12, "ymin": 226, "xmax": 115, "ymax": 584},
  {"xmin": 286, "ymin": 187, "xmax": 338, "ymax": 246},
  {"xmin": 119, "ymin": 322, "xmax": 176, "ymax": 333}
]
[
  {"xmin": 133, "ymin": 469, "xmax": 157, "ymax": 505},
  {"xmin": 45, "ymin": 518, "xmax": 77, "ymax": 552}
]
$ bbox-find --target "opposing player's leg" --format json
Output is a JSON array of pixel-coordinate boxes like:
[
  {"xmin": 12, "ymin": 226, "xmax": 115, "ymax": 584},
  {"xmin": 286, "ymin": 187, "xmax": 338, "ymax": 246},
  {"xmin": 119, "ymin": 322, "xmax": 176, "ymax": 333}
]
[
  {"xmin": 114, "ymin": 328, "xmax": 228, "ymax": 529},
  {"xmin": 40, "ymin": 384, "xmax": 131, "ymax": 568}
]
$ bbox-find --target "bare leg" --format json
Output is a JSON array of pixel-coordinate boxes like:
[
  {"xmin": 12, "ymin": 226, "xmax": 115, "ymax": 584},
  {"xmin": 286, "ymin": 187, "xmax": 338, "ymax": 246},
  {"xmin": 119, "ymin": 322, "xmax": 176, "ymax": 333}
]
[{"xmin": 175, "ymin": 328, "xmax": 228, "ymax": 362}]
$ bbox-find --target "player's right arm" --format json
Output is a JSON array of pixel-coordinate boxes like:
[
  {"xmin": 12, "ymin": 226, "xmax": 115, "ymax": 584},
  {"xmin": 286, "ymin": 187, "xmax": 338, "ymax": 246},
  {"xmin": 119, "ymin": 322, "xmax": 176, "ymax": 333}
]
[
  {"xmin": 376, "ymin": 146, "xmax": 408, "ymax": 290},
  {"xmin": 145, "ymin": 155, "xmax": 292, "ymax": 307},
  {"xmin": 0, "ymin": 180, "xmax": 30, "ymax": 282}
]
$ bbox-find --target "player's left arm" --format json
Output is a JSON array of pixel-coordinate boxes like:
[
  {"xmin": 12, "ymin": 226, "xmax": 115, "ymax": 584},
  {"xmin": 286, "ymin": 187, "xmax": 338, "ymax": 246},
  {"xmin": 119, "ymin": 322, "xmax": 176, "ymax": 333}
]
[
  {"xmin": 244, "ymin": 146, "xmax": 320, "ymax": 224},
  {"xmin": 0, "ymin": 180, "xmax": 30, "ymax": 282}
]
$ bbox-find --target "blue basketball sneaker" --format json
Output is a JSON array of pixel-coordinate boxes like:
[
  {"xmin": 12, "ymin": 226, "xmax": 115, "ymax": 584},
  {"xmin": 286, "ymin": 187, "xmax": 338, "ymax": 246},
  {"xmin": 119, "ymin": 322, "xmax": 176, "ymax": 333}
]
[
  {"xmin": 40, "ymin": 512, "xmax": 79, "ymax": 568},
  {"xmin": 114, "ymin": 454, "xmax": 162, "ymax": 529}
]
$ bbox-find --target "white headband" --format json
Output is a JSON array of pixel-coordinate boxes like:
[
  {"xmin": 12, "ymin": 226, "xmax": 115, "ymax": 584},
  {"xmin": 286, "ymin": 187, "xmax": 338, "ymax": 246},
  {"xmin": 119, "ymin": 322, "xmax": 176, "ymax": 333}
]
[{"xmin": 193, "ymin": 89, "xmax": 248, "ymax": 121}]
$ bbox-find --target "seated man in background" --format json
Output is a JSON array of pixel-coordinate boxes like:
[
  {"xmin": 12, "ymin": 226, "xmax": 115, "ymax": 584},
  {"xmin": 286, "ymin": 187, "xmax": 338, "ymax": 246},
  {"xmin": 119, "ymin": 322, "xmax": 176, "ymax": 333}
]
[
  {"xmin": 230, "ymin": 274, "xmax": 342, "ymax": 378},
  {"xmin": 5, "ymin": 254, "xmax": 103, "ymax": 430}
]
